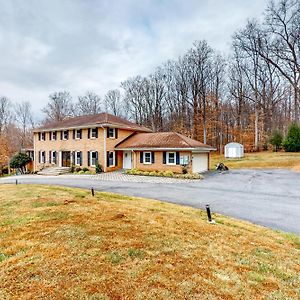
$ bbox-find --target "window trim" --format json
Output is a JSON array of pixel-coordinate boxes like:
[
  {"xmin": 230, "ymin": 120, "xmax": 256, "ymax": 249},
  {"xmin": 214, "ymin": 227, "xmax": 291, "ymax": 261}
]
[
  {"xmin": 166, "ymin": 152, "xmax": 176, "ymax": 165},
  {"xmin": 143, "ymin": 152, "xmax": 152, "ymax": 165},
  {"xmin": 75, "ymin": 151, "xmax": 81, "ymax": 166},
  {"xmin": 51, "ymin": 151, "xmax": 56, "ymax": 164},
  {"xmin": 75, "ymin": 129, "xmax": 81, "ymax": 140},
  {"xmin": 90, "ymin": 151, "xmax": 97, "ymax": 167},
  {"xmin": 63, "ymin": 130, "xmax": 68, "ymax": 140},
  {"xmin": 90, "ymin": 128, "xmax": 97, "ymax": 139},
  {"xmin": 40, "ymin": 132, "xmax": 45, "ymax": 141},
  {"xmin": 108, "ymin": 128, "xmax": 115, "ymax": 138},
  {"xmin": 50, "ymin": 131, "xmax": 56, "ymax": 141},
  {"xmin": 108, "ymin": 151, "xmax": 115, "ymax": 167},
  {"xmin": 40, "ymin": 151, "xmax": 46, "ymax": 163}
]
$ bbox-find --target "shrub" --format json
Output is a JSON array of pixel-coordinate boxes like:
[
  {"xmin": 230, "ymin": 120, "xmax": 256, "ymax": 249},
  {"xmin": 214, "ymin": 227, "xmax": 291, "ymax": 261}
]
[
  {"xmin": 9, "ymin": 153, "xmax": 31, "ymax": 174},
  {"xmin": 2, "ymin": 166, "xmax": 9, "ymax": 175},
  {"xmin": 164, "ymin": 170, "xmax": 174, "ymax": 177},
  {"xmin": 149, "ymin": 171, "xmax": 157, "ymax": 176},
  {"xmin": 181, "ymin": 166, "xmax": 188, "ymax": 174},
  {"xmin": 158, "ymin": 171, "xmax": 165, "ymax": 177},
  {"xmin": 283, "ymin": 122, "xmax": 300, "ymax": 152},
  {"xmin": 82, "ymin": 167, "xmax": 89, "ymax": 172},
  {"xmin": 78, "ymin": 170, "xmax": 85, "ymax": 174},
  {"xmin": 75, "ymin": 167, "xmax": 82, "ymax": 172},
  {"xmin": 70, "ymin": 164, "xmax": 75, "ymax": 173},
  {"xmin": 95, "ymin": 162, "xmax": 103, "ymax": 174},
  {"xmin": 270, "ymin": 129, "xmax": 283, "ymax": 152}
]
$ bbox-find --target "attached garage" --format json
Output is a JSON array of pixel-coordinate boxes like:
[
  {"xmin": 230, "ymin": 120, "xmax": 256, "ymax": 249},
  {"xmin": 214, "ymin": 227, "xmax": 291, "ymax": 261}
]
[{"xmin": 192, "ymin": 153, "xmax": 208, "ymax": 173}]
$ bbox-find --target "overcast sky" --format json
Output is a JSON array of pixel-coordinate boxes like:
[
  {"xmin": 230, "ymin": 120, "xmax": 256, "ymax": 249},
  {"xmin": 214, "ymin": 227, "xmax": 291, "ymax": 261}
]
[{"xmin": 0, "ymin": 0, "xmax": 268, "ymax": 115}]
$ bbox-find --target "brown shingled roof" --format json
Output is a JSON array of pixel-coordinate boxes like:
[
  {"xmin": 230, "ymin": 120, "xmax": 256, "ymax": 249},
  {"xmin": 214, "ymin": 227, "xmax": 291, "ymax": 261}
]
[
  {"xmin": 33, "ymin": 113, "xmax": 152, "ymax": 132},
  {"xmin": 115, "ymin": 132, "xmax": 215, "ymax": 150}
]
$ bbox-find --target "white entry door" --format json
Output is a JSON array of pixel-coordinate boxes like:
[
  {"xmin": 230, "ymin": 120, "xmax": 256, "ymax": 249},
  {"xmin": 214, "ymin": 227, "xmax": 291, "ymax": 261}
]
[
  {"xmin": 123, "ymin": 151, "xmax": 132, "ymax": 169},
  {"xmin": 192, "ymin": 153, "xmax": 208, "ymax": 173}
]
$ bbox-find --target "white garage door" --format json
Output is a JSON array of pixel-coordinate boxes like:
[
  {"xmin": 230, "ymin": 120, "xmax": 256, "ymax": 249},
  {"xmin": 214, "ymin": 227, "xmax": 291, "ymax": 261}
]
[{"xmin": 192, "ymin": 153, "xmax": 208, "ymax": 173}]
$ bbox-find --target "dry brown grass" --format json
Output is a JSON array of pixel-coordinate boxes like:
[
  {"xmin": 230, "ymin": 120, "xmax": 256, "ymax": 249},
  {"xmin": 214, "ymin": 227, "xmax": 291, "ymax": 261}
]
[
  {"xmin": 210, "ymin": 151, "xmax": 300, "ymax": 170},
  {"xmin": 0, "ymin": 184, "xmax": 299, "ymax": 300}
]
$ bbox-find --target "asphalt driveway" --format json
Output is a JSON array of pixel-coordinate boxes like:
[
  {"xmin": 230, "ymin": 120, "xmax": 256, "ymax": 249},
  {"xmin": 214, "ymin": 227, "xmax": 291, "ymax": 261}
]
[{"xmin": 1, "ymin": 169, "xmax": 299, "ymax": 234}]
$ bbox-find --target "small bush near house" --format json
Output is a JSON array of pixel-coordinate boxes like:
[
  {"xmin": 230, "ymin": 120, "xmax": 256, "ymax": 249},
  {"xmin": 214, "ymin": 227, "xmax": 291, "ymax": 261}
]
[
  {"xmin": 283, "ymin": 122, "xmax": 300, "ymax": 152},
  {"xmin": 75, "ymin": 167, "xmax": 82, "ymax": 172},
  {"xmin": 82, "ymin": 167, "xmax": 89, "ymax": 172},
  {"xmin": 181, "ymin": 166, "xmax": 188, "ymax": 174},
  {"xmin": 70, "ymin": 164, "xmax": 75, "ymax": 173},
  {"xmin": 126, "ymin": 169, "xmax": 202, "ymax": 179},
  {"xmin": 9, "ymin": 153, "xmax": 31, "ymax": 174},
  {"xmin": 95, "ymin": 162, "xmax": 103, "ymax": 174}
]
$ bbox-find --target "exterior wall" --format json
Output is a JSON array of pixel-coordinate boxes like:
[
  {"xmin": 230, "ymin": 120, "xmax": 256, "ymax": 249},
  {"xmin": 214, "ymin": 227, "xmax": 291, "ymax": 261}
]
[
  {"xmin": 133, "ymin": 151, "xmax": 192, "ymax": 173},
  {"xmin": 34, "ymin": 128, "xmax": 133, "ymax": 172}
]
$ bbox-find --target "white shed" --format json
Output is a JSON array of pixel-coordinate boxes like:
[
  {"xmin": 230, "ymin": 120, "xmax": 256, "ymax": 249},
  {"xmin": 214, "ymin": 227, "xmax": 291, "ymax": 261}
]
[{"xmin": 224, "ymin": 142, "xmax": 244, "ymax": 158}]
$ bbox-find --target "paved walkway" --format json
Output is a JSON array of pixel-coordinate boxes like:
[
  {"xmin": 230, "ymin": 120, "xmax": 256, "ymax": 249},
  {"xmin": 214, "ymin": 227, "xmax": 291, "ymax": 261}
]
[{"xmin": 87, "ymin": 170, "xmax": 199, "ymax": 183}]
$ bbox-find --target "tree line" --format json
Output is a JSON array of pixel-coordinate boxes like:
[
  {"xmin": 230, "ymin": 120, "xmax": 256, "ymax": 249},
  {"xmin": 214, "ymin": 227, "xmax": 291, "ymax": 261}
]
[{"xmin": 0, "ymin": 0, "xmax": 299, "ymax": 170}]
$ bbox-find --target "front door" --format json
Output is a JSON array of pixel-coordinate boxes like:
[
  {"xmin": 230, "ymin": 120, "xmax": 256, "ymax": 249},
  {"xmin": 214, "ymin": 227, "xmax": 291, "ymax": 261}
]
[
  {"xmin": 123, "ymin": 151, "xmax": 132, "ymax": 169},
  {"xmin": 62, "ymin": 151, "xmax": 71, "ymax": 167}
]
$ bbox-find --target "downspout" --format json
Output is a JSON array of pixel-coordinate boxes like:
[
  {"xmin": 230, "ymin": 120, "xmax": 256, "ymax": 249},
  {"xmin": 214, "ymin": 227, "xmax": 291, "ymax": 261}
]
[{"xmin": 101, "ymin": 126, "xmax": 107, "ymax": 172}]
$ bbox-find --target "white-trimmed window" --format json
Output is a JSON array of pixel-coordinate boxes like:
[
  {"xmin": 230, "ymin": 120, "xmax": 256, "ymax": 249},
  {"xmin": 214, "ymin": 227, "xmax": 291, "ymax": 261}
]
[
  {"xmin": 41, "ymin": 132, "xmax": 46, "ymax": 141},
  {"xmin": 63, "ymin": 130, "xmax": 68, "ymax": 140},
  {"xmin": 108, "ymin": 128, "xmax": 115, "ymax": 138},
  {"xmin": 143, "ymin": 152, "xmax": 152, "ymax": 164},
  {"xmin": 75, "ymin": 129, "xmax": 81, "ymax": 139},
  {"xmin": 180, "ymin": 155, "xmax": 189, "ymax": 165},
  {"xmin": 51, "ymin": 131, "xmax": 57, "ymax": 141},
  {"xmin": 75, "ymin": 151, "xmax": 81, "ymax": 165},
  {"xmin": 108, "ymin": 151, "xmax": 115, "ymax": 167},
  {"xmin": 91, "ymin": 128, "xmax": 97, "ymax": 138},
  {"xmin": 51, "ymin": 151, "xmax": 57, "ymax": 164},
  {"xmin": 167, "ymin": 152, "xmax": 176, "ymax": 165},
  {"xmin": 90, "ymin": 151, "xmax": 97, "ymax": 167},
  {"xmin": 40, "ymin": 151, "xmax": 46, "ymax": 163}
]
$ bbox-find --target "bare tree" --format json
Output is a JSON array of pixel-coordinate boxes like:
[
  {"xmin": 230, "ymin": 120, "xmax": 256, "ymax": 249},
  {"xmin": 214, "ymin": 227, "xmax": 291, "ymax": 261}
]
[
  {"xmin": 42, "ymin": 91, "xmax": 73, "ymax": 122},
  {"xmin": 14, "ymin": 101, "xmax": 34, "ymax": 148},
  {"xmin": 0, "ymin": 96, "xmax": 12, "ymax": 136},
  {"xmin": 104, "ymin": 89, "xmax": 125, "ymax": 117},
  {"xmin": 76, "ymin": 91, "xmax": 102, "ymax": 115}
]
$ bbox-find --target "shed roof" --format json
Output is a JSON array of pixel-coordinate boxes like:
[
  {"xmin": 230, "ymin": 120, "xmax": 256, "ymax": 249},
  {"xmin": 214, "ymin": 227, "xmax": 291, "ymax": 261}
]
[
  {"xmin": 33, "ymin": 113, "xmax": 152, "ymax": 133},
  {"xmin": 116, "ymin": 132, "xmax": 215, "ymax": 150}
]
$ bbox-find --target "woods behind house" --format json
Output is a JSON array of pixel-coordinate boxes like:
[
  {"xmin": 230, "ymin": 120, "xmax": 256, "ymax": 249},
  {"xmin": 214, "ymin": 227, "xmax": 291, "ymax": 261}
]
[{"xmin": 0, "ymin": 0, "xmax": 299, "ymax": 167}]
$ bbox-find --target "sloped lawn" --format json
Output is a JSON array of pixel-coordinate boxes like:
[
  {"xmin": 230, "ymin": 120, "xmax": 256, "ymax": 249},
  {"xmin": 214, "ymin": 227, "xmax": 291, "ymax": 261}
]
[{"xmin": 0, "ymin": 185, "xmax": 299, "ymax": 299}]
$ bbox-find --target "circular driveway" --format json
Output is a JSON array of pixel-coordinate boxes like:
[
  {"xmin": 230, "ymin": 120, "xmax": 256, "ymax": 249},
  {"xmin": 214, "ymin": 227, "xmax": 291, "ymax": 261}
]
[{"xmin": 1, "ymin": 169, "xmax": 299, "ymax": 235}]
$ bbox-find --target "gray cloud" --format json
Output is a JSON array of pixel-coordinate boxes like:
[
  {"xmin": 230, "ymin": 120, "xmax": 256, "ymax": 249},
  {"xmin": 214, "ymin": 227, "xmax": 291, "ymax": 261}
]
[{"xmin": 0, "ymin": 0, "xmax": 268, "ymax": 117}]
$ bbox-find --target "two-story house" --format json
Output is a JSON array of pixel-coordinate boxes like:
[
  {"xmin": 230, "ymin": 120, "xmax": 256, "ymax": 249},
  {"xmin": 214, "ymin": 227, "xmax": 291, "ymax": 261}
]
[{"xmin": 33, "ymin": 113, "xmax": 215, "ymax": 173}]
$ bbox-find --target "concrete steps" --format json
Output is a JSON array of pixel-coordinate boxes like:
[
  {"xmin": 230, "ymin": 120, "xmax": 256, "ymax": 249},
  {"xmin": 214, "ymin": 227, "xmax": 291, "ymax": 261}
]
[{"xmin": 37, "ymin": 167, "xmax": 71, "ymax": 176}]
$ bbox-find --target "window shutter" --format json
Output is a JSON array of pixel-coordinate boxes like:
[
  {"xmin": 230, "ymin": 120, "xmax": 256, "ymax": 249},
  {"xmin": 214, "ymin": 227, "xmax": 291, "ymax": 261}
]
[
  {"xmin": 163, "ymin": 152, "xmax": 166, "ymax": 164},
  {"xmin": 54, "ymin": 131, "xmax": 57, "ymax": 141},
  {"xmin": 107, "ymin": 127, "xmax": 110, "ymax": 138},
  {"xmin": 73, "ymin": 130, "xmax": 75, "ymax": 139},
  {"xmin": 140, "ymin": 151, "xmax": 143, "ymax": 163},
  {"xmin": 115, "ymin": 151, "xmax": 118, "ymax": 166},
  {"xmin": 38, "ymin": 132, "xmax": 41, "ymax": 141},
  {"xmin": 66, "ymin": 131, "xmax": 69, "ymax": 140},
  {"xmin": 95, "ymin": 128, "xmax": 98, "ymax": 138},
  {"xmin": 80, "ymin": 151, "xmax": 82, "ymax": 166},
  {"xmin": 80, "ymin": 129, "xmax": 82, "ymax": 139},
  {"xmin": 95, "ymin": 151, "xmax": 98, "ymax": 164},
  {"xmin": 55, "ymin": 151, "xmax": 57, "ymax": 164},
  {"xmin": 176, "ymin": 152, "xmax": 180, "ymax": 165},
  {"xmin": 60, "ymin": 131, "xmax": 63, "ymax": 140},
  {"xmin": 87, "ymin": 151, "xmax": 90, "ymax": 166},
  {"xmin": 151, "ymin": 152, "xmax": 155, "ymax": 164},
  {"xmin": 107, "ymin": 151, "xmax": 110, "ymax": 167},
  {"xmin": 88, "ymin": 128, "xmax": 90, "ymax": 139},
  {"xmin": 49, "ymin": 151, "xmax": 51, "ymax": 163},
  {"xmin": 38, "ymin": 151, "xmax": 41, "ymax": 163},
  {"xmin": 72, "ymin": 151, "xmax": 75, "ymax": 164},
  {"xmin": 115, "ymin": 128, "xmax": 118, "ymax": 139}
]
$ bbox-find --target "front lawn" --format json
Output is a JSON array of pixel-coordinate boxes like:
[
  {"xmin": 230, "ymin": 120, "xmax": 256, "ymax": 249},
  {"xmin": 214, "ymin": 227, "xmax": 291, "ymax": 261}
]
[
  {"xmin": 210, "ymin": 151, "xmax": 300, "ymax": 170},
  {"xmin": 0, "ymin": 185, "xmax": 299, "ymax": 299}
]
